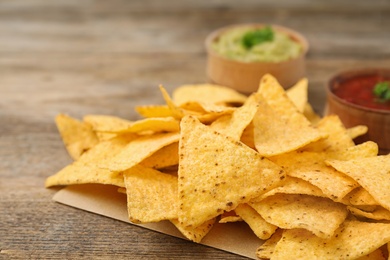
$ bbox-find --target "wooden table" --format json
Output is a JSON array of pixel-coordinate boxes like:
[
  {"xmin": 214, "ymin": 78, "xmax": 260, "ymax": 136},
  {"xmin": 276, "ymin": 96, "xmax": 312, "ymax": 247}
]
[{"xmin": 1, "ymin": 1, "xmax": 390, "ymax": 259}]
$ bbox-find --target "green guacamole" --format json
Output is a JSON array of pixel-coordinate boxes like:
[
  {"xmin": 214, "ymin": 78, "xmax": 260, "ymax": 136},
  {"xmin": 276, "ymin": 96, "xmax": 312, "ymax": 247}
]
[{"xmin": 212, "ymin": 26, "xmax": 303, "ymax": 63}]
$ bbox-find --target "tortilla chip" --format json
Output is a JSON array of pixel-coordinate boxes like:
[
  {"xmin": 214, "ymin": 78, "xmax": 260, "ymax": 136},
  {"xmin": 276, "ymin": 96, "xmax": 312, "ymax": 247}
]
[
  {"xmin": 347, "ymin": 125, "xmax": 369, "ymax": 140},
  {"xmin": 170, "ymin": 218, "xmax": 216, "ymax": 243},
  {"xmin": 219, "ymin": 211, "xmax": 242, "ymax": 223},
  {"xmin": 286, "ymin": 77, "xmax": 308, "ymax": 113},
  {"xmin": 178, "ymin": 115, "xmax": 285, "ymax": 227},
  {"xmin": 253, "ymin": 94, "xmax": 324, "ymax": 156},
  {"xmin": 326, "ymin": 155, "xmax": 390, "ymax": 211},
  {"xmin": 348, "ymin": 206, "xmax": 390, "ymax": 221},
  {"xmin": 256, "ymin": 229, "xmax": 283, "ymax": 260},
  {"xmin": 251, "ymin": 194, "xmax": 348, "ymax": 238},
  {"xmin": 55, "ymin": 113, "xmax": 99, "ymax": 160},
  {"xmin": 100, "ymin": 132, "xmax": 180, "ymax": 172},
  {"xmin": 172, "ymin": 84, "xmax": 247, "ymax": 106},
  {"xmin": 123, "ymin": 165, "xmax": 178, "ymax": 223},
  {"xmin": 140, "ymin": 142, "xmax": 179, "ymax": 169},
  {"xmin": 135, "ymin": 105, "xmax": 174, "ymax": 118},
  {"xmin": 210, "ymin": 93, "xmax": 261, "ymax": 141},
  {"xmin": 254, "ymin": 176, "xmax": 326, "ymax": 202},
  {"xmin": 83, "ymin": 115, "xmax": 133, "ymax": 132},
  {"xmin": 271, "ymin": 220, "xmax": 390, "ymax": 259},
  {"xmin": 234, "ymin": 204, "xmax": 278, "ymax": 240},
  {"xmin": 270, "ymin": 151, "xmax": 359, "ymax": 201}
]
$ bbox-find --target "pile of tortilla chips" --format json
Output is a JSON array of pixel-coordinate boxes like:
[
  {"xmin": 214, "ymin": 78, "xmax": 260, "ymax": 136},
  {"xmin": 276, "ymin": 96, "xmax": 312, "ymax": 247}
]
[{"xmin": 46, "ymin": 74, "xmax": 390, "ymax": 259}]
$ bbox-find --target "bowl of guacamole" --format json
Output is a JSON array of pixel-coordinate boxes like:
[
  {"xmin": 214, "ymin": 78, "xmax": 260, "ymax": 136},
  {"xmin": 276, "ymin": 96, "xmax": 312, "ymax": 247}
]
[{"xmin": 205, "ymin": 24, "xmax": 309, "ymax": 93}]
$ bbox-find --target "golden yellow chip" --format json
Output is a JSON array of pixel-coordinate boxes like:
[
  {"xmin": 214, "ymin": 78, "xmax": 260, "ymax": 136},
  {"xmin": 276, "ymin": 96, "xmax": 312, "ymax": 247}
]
[
  {"xmin": 219, "ymin": 211, "xmax": 242, "ymax": 223},
  {"xmin": 254, "ymin": 176, "xmax": 326, "ymax": 202},
  {"xmin": 135, "ymin": 105, "xmax": 174, "ymax": 118},
  {"xmin": 83, "ymin": 114, "xmax": 133, "ymax": 132},
  {"xmin": 172, "ymin": 84, "xmax": 247, "ymax": 107},
  {"xmin": 326, "ymin": 155, "xmax": 390, "ymax": 211},
  {"xmin": 251, "ymin": 194, "xmax": 348, "ymax": 239},
  {"xmin": 100, "ymin": 132, "xmax": 180, "ymax": 172},
  {"xmin": 123, "ymin": 165, "xmax": 178, "ymax": 223},
  {"xmin": 178, "ymin": 115, "xmax": 285, "ymax": 227},
  {"xmin": 271, "ymin": 220, "xmax": 390, "ymax": 259},
  {"xmin": 270, "ymin": 151, "xmax": 359, "ymax": 201},
  {"xmin": 253, "ymin": 93, "xmax": 324, "ymax": 156},
  {"xmin": 170, "ymin": 218, "xmax": 216, "ymax": 243},
  {"xmin": 55, "ymin": 113, "xmax": 99, "ymax": 160},
  {"xmin": 210, "ymin": 93, "xmax": 261, "ymax": 141},
  {"xmin": 234, "ymin": 204, "xmax": 277, "ymax": 240},
  {"xmin": 302, "ymin": 115, "xmax": 355, "ymax": 156},
  {"xmin": 140, "ymin": 142, "xmax": 178, "ymax": 169},
  {"xmin": 348, "ymin": 206, "xmax": 390, "ymax": 221},
  {"xmin": 256, "ymin": 229, "xmax": 283, "ymax": 260},
  {"xmin": 45, "ymin": 135, "xmax": 134, "ymax": 188},
  {"xmin": 286, "ymin": 77, "xmax": 308, "ymax": 113},
  {"xmin": 347, "ymin": 125, "xmax": 368, "ymax": 140},
  {"xmin": 347, "ymin": 187, "xmax": 378, "ymax": 207}
]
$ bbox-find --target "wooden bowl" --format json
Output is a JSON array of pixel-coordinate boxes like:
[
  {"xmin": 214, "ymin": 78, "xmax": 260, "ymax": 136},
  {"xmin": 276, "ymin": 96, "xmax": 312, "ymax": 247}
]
[
  {"xmin": 325, "ymin": 68, "xmax": 390, "ymax": 154},
  {"xmin": 205, "ymin": 24, "xmax": 309, "ymax": 94}
]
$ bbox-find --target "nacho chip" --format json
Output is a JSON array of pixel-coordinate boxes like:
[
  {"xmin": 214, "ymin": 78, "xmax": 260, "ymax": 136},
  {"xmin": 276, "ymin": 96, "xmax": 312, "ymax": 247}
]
[
  {"xmin": 178, "ymin": 115, "xmax": 285, "ymax": 227},
  {"xmin": 210, "ymin": 93, "xmax": 261, "ymax": 141},
  {"xmin": 347, "ymin": 125, "xmax": 368, "ymax": 140},
  {"xmin": 251, "ymin": 194, "xmax": 348, "ymax": 239},
  {"xmin": 83, "ymin": 115, "xmax": 133, "ymax": 132},
  {"xmin": 123, "ymin": 165, "xmax": 178, "ymax": 223},
  {"xmin": 234, "ymin": 204, "xmax": 277, "ymax": 240},
  {"xmin": 256, "ymin": 229, "xmax": 283, "ymax": 260},
  {"xmin": 271, "ymin": 220, "xmax": 390, "ymax": 259},
  {"xmin": 348, "ymin": 206, "xmax": 390, "ymax": 221},
  {"xmin": 172, "ymin": 84, "xmax": 247, "ymax": 106},
  {"xmin": 170, "ymin": 218, "xmax": 216, "ymax": 243},
  {"xmin": 100, "ymin": 132, "xmax": 180, "ymax": 172},
  {"xmin": 140, "ymin": 142, "xmax": 179, "ymax": 169},
  {"xmin": 270, "ymin": 151, "xmax": 359, "ymax": 201},
  {"xmin": 253, "ymin": 93, "xmax": 323, "ymax": 156},
  {"xmin": 45, "ymin": 135, "xmax": 135, "ymax": 188},
  {"xmin": 219, "ymin": 211, "xmax": 242, "ymax": 223},
  {"xmin": 254, "ymin": 176, "xmax": 326, "ymax": 202},
  {"xmin": 326, "ymin": 155, "xmax": 390, "ymax": 211},
  {"xmin": 135, "ymin": 105, "xmax": 174, "ymax": 118},
  {"xmin": 286, "ymin": 77, "xmax": 308, "ymax": 113},
  {"xmin": 55, "ymin": 113, "xmax": 99, "ymax": 160}
]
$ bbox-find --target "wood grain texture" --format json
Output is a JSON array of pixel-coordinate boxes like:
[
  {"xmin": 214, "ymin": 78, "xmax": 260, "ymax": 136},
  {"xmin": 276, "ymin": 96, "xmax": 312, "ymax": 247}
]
[{"xmin": 1, "ymin": 0, "xmax": 390, "ymax": 259}]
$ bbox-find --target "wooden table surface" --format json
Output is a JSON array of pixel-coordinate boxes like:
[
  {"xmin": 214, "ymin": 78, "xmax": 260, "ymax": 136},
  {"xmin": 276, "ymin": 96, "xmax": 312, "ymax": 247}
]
[{"xmin": 1, "ymin": 0, "xmax": 390, "ymax": 259}]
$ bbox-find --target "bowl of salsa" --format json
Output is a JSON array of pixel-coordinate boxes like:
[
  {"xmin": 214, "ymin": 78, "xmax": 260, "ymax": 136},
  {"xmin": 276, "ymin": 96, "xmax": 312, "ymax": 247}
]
[
  {"xmin": 326, "ymin": 68, "xmax": 390, "ymax": 154},
  {"xmin": 205, "ymin": 24, "xmax": 308, "ymax": 94}
]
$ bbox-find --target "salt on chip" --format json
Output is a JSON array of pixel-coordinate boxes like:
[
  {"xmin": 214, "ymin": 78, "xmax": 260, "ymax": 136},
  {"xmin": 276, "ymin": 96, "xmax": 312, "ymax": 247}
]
[
  {"xmin": 234, "ymin": 203, "xmax": 277, "ymax": 240},
  {"xmin": 170, "ymin": 218, "xmax": 216, "ymax": 243},
  {"xmin": 55, "ymin": 113, "xmax": 99, "ymax": 160},
  {"xmin": 172, "ymin": 84, "xmax": 247, "ymax": 107},
  {"xmin": 178, "ymin": 115, "xmax": 285, "ymax": 227},
  {"xmin": 100, "ymin": 132, "xmax": 180, "ymax": 172},
  {"xmin": 251, "ymin": 194, "xmax": 348, "ymax": 239},
  {"xmin": 326, "ymin": 155, "xmax": 390, "ymax": 211},
  {"xmin": 123, "ymin": 165, "xmax": 178, "ymax": 223},
  {"xmin": 271, "ymin": 220, "xmax": 390, "ymax": 259},
  {"xmin": 253, "ymin": 92, "xmax": 323, "ymax": 156}
]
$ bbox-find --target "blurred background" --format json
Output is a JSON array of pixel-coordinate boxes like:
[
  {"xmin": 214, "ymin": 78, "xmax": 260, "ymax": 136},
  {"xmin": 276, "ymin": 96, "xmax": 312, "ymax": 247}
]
[{"xmin": 1, "ymin": 0, "xmax": 390, "ymax": 119}]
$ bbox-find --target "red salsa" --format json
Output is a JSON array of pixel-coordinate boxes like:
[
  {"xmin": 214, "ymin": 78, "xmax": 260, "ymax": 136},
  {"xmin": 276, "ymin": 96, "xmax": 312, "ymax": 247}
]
[{"xmin": 332, "ymin": 74, "xmax": 390, "ymax": 111}]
